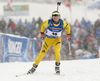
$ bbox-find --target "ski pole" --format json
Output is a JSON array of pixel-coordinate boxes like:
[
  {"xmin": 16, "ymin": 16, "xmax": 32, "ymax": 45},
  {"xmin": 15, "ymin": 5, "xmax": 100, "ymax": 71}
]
[{"xmin": 57, "ymin": 2, "xmax": 61, "ymax": 11}]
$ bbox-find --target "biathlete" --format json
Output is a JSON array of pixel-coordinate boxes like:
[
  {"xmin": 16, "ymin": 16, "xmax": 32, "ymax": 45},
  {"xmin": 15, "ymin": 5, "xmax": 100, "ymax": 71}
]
[{"xmin": 27, "ymin": 11, "xmax": 71, "ymax": 74}]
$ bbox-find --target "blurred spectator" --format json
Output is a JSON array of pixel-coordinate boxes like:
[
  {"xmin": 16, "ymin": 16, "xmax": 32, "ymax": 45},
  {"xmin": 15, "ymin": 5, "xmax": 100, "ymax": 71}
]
[
  {"xmin": 35, "ymin": 17, "xmax": 43, "ymax": 30},
  {"xmin": 94, "ymin": 14, "xmax": 100, "ymax": 31},
  {"xmin": 72, "ymin": 19, "xmax": 80, "ymax": 40},
  {"xmin": 8, "ymin": 19, "xmax": 16, "ymax": 34},
  {"xmin": 88, "ymin": 33, "xmax": 97, "ymax": 51},
  {"xmin": 27, "ymin": 22, "xmax": 34, "ymax": 38},
  {"xmin": 10, "ymin": 21, "xmax": 16, "ymax": 34},
  {"xmin": 0, "ymin": 18, "xmax": 6, "ymax": 32},
  {"xmin": 27, "ymin": 22, "xmax": 34, "ymax": 30},
  {"xmin": 25, "ymin": 19, "xmax": 28, "ymax": 25},
  {"xmin": 33, "ymin": 28, "xmax": 38, "ymax": 38},
  {"xmin": 8, "ymin": 19, "xmax": 13, "ymax": 34},
  {"xmin": 94, "ymin": 14, "xmax": 100, "ymax": 47},
  {"xmin": 23, "ymin": 26, "xmax": 29, "ymax": 37},
  {"xmin": 18, "ymin": 19, "xmax": 23, "ymax": 27},
  {"xmin": 32, "ymin": 18, "xmax": 36, "ymax": 28},
  {"xmin": 80, "ymin": 17, "xmax": 86, "ymax": 27},
  {"xmin": 0, "ymin": 27, "xmax": 3, "ymax": 33},
  {"xmin": 72, "ymin": 26, "xmax": 80, "ymax": 40},
  {"xmin": 15, "ymin": 25, "xmax": 21, "ymax": 35},
  {"xmin": 74, "ymin": 19, "xmax": 80, "ymax": 28},
  {"xmin": 86, "ymin": 20, "xmax": 92, "ymax": 31},
  {"xmin": 4, "ymin": 26, "xmax": 9, "ymax": 34},
  {"xmin": 78, "ymin": 26, "xmax": 88, "ymax": 38}
]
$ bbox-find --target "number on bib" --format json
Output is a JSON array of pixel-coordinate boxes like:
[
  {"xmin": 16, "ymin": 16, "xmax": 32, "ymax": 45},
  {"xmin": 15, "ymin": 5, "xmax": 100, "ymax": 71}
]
[{"xmin": 52, "ymin": 32, "xmax": 57, "ymax": 35}]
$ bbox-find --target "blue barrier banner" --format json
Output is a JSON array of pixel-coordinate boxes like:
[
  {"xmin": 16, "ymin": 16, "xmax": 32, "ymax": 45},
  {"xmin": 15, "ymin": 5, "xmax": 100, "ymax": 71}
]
[
  {"xmin": 27, "ymin": 38, "xmax": 33, "ymax": 61},
  {"xmin": 3, "ymin": 35, "xmax": 29, "ymax": 62},
  {"xmin": 32, "ymin": 38, "xmax": 37, "ymax": 61},
  {"xmin": 0, "ymin": 34, "xmax": 2, "ymax": 62},
  {"xmin": 27, "ymin": 38, "xmax": 37, "ymax": 61}
]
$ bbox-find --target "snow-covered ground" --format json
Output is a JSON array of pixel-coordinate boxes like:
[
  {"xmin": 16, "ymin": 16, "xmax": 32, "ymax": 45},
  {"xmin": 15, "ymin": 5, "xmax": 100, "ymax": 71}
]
[{"xmin": 0, "ymin": 59, "xmax": 100, "ymax": 81}]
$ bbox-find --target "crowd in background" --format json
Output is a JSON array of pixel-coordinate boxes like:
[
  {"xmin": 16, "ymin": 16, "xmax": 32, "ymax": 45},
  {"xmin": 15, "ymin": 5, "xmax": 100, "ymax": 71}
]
[{"xmin": 0, "ymin": 15, "xmax": 100, "ymax": 60}]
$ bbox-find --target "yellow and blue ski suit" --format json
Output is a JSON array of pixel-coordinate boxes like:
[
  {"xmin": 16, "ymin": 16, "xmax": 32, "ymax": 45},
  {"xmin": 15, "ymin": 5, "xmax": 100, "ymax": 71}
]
[{"xmin": 34, "ymin": 19, "xmax": 71, "ymax": 65}]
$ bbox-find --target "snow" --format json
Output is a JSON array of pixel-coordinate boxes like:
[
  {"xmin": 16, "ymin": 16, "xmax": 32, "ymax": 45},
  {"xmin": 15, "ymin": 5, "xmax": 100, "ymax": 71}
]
[
  {"xmin": 0, "ymin": 2, "xmax": 100, "ymax": 24},
  {"xmin": 0, "ymin": 59, "xmax": 100, "ymax": 81}
]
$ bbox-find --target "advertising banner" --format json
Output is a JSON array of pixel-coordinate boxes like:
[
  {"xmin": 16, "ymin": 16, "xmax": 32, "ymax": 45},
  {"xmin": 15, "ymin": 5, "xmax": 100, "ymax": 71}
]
[
  {"xmin": 0, "ymin": 34, "xmax": 4, "ymax": 63},
  {"xmin": 3, "ymin": 35, "xmax": 29, "ymax": 62},
  {"xmin": 3, "ymin": 5, "xmax": 29, "ymax": 16},
  {"xmin": 27, "ymin": 38, "xmax": 37, "ymax": 61},
  {"xmin": 32, "ymin": 38, "xmax": 37, "ymax": 61}
]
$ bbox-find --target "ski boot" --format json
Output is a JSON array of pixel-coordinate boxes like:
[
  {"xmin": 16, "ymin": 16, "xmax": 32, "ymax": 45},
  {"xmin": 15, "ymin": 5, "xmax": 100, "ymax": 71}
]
[
  {"xmin": 27, "ymin": 64, "xmax": 38, "ymax": 74},
  {"xmin": 55, "ymin": 62, "xmax": 60, "ymax": 74}
]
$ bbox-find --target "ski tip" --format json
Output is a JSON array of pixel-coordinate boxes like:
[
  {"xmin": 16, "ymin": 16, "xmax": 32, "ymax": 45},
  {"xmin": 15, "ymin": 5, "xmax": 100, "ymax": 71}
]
[
  {"xmin": 16, "ymin": 75, "xmax": 18, "ymax": 77},
  {"xmin": 16, "ymin": 75, "xmax": 21, "ymax": 77}
]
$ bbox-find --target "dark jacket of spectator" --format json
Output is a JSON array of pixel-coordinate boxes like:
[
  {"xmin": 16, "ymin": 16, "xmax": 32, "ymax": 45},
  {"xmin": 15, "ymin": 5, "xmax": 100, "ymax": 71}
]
[{"xmin": 0, "ymin": 18, "xmax": 6, "ymax": 32}]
